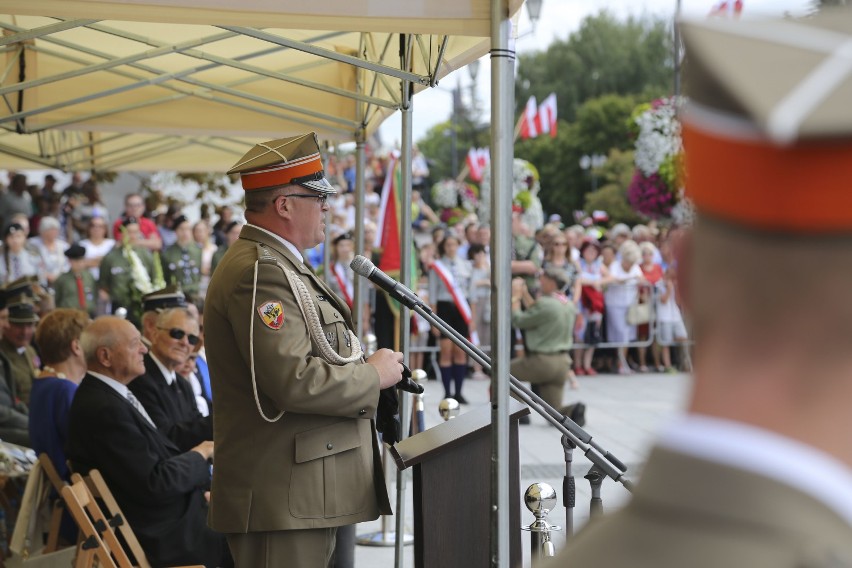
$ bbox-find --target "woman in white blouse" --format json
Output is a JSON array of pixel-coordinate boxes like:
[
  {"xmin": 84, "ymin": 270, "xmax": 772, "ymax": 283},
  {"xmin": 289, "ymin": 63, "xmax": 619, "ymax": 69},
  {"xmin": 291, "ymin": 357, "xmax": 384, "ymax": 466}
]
[{"xmin": 604, "ymin": 239, "xmax": 646, "ymax": 374}]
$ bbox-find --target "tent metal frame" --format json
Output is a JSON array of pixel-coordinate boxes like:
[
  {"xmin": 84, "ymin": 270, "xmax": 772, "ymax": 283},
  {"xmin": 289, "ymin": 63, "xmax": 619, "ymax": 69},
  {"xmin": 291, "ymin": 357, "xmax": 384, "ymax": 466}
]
[{"xmin": 0, "ymin": 4, "xmax": 516, "ymax": 566}]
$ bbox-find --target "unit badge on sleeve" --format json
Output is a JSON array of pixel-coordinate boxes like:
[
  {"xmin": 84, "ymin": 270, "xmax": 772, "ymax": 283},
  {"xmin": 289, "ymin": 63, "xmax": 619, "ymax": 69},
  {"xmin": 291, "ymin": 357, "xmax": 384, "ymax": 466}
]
[{"xmin": 257, "ymin": 300, "xmax": 285, "ymax": 330}]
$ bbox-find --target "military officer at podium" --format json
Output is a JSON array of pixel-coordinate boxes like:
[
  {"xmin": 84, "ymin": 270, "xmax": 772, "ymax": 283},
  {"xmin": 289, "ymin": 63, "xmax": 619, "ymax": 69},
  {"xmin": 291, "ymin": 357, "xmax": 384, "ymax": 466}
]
[
  {"xmin": 205, "ymin": 132, "xmax": 404, "ymax": 567},
  {"xmin": 547, "ymin": 10, "xmax": 852, "ymax": 568}
]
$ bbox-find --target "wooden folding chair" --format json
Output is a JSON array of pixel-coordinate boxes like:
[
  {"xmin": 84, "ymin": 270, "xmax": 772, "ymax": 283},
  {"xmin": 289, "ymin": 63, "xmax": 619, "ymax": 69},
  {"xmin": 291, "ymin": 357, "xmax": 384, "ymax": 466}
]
[
  {"xmin": 59, "ymin": 477, "xmax": 120, "ymax": 568},
  {"xmin": 82, "ymin": 470, "xmax": 149, "ymax": 568},
  {"xmin": 62, "ymin": 473, "xmax": 202, "ymax": 568},
  {"xmin": 36, "ymin": 454, "xmax": 68, "ymax": 553}
]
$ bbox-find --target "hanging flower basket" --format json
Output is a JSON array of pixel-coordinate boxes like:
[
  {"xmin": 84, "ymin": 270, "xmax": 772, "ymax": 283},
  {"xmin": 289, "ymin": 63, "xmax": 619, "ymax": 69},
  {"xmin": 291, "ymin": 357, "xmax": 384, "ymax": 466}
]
[{"xmin": 627, "ymin": 97, "xmax": 687, "ymax": 219}]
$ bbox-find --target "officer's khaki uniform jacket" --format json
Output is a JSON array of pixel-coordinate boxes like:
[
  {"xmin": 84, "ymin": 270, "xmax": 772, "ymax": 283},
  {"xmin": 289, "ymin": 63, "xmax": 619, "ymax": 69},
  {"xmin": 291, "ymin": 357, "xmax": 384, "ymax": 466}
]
[
  {"xmin": 205, "ymin": 225, "xmax": 390, "ymax": 534},
  {"xmin": 548, "ymin": 447, "xmax": 852, "ymax": 568}
]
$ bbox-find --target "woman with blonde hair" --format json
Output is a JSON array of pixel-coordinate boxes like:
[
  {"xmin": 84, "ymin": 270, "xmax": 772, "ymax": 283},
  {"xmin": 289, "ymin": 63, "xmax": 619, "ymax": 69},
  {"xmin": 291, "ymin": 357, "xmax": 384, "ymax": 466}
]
[{"xmin": 604, "ymin": 240, "xmax": 645, "ymax": 374}]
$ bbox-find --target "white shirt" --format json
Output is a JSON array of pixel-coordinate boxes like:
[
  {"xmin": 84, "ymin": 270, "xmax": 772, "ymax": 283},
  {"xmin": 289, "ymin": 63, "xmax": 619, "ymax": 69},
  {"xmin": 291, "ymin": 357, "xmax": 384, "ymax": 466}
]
[
  {"xmin": 659, "ymin": 415, "xmax": 852, "ymax": 526},
  {"xmin": 245, "ymin": 223, "xmax": 303, "ymax": 263},
  {"xmin": 149, "ymin": 351, "xmax": 176, "ymax": 386},
  {"xmin": 88, "ymin": 371, "xmax": 157, "ymax": 428}
]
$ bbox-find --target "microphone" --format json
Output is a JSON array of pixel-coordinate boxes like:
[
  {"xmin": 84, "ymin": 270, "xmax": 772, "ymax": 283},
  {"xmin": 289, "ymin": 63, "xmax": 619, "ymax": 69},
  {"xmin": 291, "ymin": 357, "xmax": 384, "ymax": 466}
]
[
  {"xmin": 350, "ymin": 255, "xmax": 426, "ymax": 311},
  {"xmin": 398, "ymin": 363, "xmax": 424, "ymax": 394}
]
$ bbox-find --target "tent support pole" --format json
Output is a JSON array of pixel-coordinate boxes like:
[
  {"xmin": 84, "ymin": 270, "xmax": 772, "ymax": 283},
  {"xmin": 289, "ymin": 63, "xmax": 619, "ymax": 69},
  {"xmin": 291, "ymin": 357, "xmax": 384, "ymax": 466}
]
[
  {"xmin": 394, "ymin": 32, "xmax": 415, "ymax": 568},
  {"xmin": 490, "ymin": 1, "xmax": 514, "ymax": 567}
]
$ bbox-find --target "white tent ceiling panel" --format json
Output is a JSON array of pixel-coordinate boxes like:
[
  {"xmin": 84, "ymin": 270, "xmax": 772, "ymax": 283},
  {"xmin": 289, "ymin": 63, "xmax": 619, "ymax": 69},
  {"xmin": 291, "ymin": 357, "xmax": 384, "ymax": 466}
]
[
  {"xmin": 1, "ymin": 0, "xmax": 524, "ymax": 35},
  {"xmin": 0, "ymin": 1, "xmax": 521, "ymax": 170}
]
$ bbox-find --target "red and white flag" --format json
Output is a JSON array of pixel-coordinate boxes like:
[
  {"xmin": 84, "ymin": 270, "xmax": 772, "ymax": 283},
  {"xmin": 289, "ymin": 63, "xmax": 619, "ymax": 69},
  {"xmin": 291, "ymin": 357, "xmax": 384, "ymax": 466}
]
[
  {"xmin": 536, "ymin": 93, "xmax": 558, "ymax": 138},
  {"xmin": 519, "ymin": 95, "xmax": 538, "ymax": 140},
  {"xmin": 466, "ymin": 147, "xmax": 490, "ymax": 182},
  {"xmin": 709, "ymin": 0, "xmax": 742, "ymax": 17}
]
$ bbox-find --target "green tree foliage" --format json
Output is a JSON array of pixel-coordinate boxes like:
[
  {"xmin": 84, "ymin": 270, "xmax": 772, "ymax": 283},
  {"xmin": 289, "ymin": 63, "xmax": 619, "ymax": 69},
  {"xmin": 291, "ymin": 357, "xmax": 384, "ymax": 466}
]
[
  {"xmin": 515, "ymin": 11, "xmax": 673, "ymax": 123},
  {"xmin": 515, "ymin": 93, "xmax": 639, "ymax": 217},
  {"xmin": 583, "ymin": 149, "xmax": 645, "ymax": 226}
]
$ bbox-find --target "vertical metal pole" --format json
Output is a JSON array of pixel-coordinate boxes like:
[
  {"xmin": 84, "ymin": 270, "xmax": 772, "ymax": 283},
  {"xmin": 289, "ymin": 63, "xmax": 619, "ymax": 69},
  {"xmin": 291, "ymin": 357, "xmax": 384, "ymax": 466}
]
[
  {"xmin": 673, "ymin": 0, "xmax": 682, "ymax": 97},
  {"xmin": 490, "ymin": 1, "xmax": 514, "ymax": 567},
  {"xmin": 353, "ymin": 137, "xmax": 367, "ymax": 338},
  {"xmin": 394, "ymin": 33, "xmax": 414, "ymax": 568}
]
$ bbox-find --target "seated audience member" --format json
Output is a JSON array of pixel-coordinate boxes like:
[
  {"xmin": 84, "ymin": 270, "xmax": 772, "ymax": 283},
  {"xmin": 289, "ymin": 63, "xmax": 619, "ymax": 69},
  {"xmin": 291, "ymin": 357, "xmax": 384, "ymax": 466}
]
[
  {"xmin": 30, "ymin": 308, "xmax": 89, "ymax": 478},
  {"xmin": 67, "ymin": 317, "xmax": 231, "ymax": 568},
  {"xmin": 0, "ymin": 223, "xmax": 44, "ymax": 285},
  {"xmin": 0, "ymin": 297, "xmax": 40, "ymax": 405},
  {"xmin": 0, "ymin": 293, "xmax": 29, "ymax": 446},
  {"xmin": 129, "ymin": 307, "xmax": 212, "ymax": 451},
  {"xmin": 140, "ymin": 285, "xmax": 187, "ymax": 347},
  {"xmin": 53, "ymin": 244, "xmax": 97, "ymax": 317}
]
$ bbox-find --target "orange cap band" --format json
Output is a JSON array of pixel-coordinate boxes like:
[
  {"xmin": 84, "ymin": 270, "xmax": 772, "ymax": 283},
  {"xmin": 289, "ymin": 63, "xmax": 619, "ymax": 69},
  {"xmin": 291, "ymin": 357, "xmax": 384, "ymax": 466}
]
[
  {"xmin": 683, "ymin": 121, "xmax": 852, "ymax": 233},
  {"xmin": 240, "ymin": 153, "xmax": 323, "ymax": 191}
]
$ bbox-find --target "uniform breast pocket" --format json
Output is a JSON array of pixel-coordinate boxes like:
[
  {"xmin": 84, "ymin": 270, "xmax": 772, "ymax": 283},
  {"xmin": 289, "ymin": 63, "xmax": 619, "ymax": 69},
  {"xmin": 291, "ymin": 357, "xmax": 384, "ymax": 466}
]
[
  {"xmin": 289, "ymin": 421, "xmax": 368, "ymax": 519},
  {"xmin": 316, "ymin": 301, "xmax": 350, "ymax": 355}
]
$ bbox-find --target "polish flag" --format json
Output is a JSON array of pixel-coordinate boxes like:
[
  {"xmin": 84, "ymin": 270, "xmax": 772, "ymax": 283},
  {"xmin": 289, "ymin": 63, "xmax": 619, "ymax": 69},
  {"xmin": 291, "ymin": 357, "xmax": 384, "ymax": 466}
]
[
  {"xmin": 466, "ymin": 147, "xmax": 491, "ymax": 182},
  {"xmin": 536, "ymin": 93, "xmax": 558, "ymax": 138},
  {"xmin": 519, "ymin": 96, "xmax": 538, "ymax": 140},
  {"xmin": 709, "ymin": 0, "xmax": 742, "ymax": 17}
]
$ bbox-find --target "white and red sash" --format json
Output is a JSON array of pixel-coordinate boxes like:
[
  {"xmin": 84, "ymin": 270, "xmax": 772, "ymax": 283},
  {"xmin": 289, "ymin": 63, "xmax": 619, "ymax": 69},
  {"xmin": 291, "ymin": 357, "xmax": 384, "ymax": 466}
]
[
  {"xmin": 431, "ymin": 259, "xmax": 479, "ymax": 344},
  {"xmin": 332, "ymin": 262, "xmax": 354, "ymax": 308}
]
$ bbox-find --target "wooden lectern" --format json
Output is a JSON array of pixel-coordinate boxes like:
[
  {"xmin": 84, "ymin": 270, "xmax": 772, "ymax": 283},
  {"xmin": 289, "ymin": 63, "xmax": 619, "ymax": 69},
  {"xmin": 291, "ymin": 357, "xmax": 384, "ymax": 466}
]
[{"xmin": 390, "ymin": 399, "xmax": 530, "ymax": 568}]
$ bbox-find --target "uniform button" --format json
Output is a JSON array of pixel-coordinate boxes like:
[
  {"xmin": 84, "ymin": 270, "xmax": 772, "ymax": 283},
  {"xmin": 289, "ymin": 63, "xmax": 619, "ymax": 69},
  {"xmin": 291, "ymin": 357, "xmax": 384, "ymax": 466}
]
[
  {"xmin": 326, "ymin": 443, "xmax": 334, "ymax": 450},
  {"xmin": 358, "ymin": 409, "xmax": 367, "ymax": 415},
  {"xmin": 334, "ymin": 312, "xmax": 340, "ymax": 318}
]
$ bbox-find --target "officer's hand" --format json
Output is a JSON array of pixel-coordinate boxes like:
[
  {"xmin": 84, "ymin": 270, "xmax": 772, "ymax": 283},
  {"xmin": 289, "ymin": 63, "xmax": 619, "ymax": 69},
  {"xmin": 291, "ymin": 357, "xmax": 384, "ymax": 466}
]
[
  {"xmin": 368, "ymin": 348, "xmax": 404, "ymax": 389},
  {"xmin": 191, "ymin": 440, "xmax": 214, "ymax": 461}
]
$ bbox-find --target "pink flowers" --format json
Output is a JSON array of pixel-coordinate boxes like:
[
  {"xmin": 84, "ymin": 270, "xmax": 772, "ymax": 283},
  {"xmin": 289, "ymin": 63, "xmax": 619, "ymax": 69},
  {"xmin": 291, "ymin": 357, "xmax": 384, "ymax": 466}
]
[{"xmin": 628, "ymin": 172, "xmax": 675, "ymax": 219}]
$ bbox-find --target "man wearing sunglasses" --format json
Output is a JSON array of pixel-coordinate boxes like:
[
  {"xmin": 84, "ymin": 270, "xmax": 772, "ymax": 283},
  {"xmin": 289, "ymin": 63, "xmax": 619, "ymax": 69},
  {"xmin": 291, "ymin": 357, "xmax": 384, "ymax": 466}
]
[
  {"xmin": 205, "ymin": 132, "xmax": 404, "ymax": 567},
  {"xmin": 129, "ymin": 306, "xmax": 212, "ymax": 452}
]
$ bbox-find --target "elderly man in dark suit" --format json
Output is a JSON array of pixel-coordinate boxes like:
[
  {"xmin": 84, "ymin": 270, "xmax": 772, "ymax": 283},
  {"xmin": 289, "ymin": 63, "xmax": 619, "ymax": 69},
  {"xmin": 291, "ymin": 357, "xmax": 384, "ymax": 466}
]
[
  {"xmin": 66, "ymin": 316, "xmax": 230, "ymax": 568},
  {"xmin": 129, "ymin": 306, "xmax": 212, "ymax": 452}
]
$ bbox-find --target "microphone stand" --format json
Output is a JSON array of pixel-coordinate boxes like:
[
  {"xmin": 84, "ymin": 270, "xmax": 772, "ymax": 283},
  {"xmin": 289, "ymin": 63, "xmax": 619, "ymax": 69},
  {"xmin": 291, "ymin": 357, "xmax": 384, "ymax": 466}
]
[{"xmin": 401, "ymin": 297, "xmax": 634, "ymax": 530}]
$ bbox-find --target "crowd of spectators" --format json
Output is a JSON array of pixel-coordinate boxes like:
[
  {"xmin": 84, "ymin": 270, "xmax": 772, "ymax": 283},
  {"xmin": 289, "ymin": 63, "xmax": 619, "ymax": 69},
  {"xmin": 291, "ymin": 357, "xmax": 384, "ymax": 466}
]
[{"xmin": 0, "ymin": 159, "xmax": 690, "ymax": 563}]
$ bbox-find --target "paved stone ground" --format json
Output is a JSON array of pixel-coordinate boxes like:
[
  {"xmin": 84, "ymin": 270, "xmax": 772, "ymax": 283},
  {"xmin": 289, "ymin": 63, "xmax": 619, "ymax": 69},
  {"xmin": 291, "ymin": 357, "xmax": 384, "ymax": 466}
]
[{"xmin": 354, "ymin": 370, "xmax": 692, "ymax": 567}]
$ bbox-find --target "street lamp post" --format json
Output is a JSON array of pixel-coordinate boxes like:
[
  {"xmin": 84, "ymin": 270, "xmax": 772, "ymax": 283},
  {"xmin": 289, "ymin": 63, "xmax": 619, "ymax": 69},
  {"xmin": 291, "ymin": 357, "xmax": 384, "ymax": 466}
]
[{"xmin": 579, "ymin": 154, "xmax": 607, "ymax": 192}]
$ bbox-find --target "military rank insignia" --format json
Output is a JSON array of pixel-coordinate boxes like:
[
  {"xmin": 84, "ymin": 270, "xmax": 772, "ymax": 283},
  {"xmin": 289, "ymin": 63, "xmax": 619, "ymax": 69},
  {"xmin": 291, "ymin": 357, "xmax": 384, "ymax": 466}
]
[{"xmin": 257, "ymin": 300, "xmax": 285, "ymax": 330}]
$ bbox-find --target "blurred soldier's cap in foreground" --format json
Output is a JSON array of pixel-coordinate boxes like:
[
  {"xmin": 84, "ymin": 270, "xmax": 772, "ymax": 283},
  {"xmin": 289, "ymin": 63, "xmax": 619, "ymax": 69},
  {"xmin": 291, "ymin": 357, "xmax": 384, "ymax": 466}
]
[
  {"xmin": 680, "ymin": 8, "xmax": 852, "ymax": 233},
  {"xmin": 142, "ymin": 284, "xmax": 187, "ymax": 313},
  {"xmin": 228, "ymin": 132, "xmax": 337, "ymax": 195}
]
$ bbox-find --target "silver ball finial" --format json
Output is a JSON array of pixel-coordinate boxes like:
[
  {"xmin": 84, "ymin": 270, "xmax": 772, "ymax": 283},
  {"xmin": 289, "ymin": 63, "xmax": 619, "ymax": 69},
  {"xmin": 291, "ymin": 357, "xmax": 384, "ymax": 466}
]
[
  {"xmin": 524, "ymin": 482, "xmax": 557, "ymax": 517},
  {"xmin": 438, "ymin": 398, "xmax": 460, "ymax": 421},
  {"xmin": 412, "ymin": 369, "xmax": 427, "ymax": 383},
  {"xmin": 363, "ymin": 333, "xmax": 378, "ymax": 357},
  {"xmin": 114, "ymin": 307, "xmax": 128, "ymax": 319}
]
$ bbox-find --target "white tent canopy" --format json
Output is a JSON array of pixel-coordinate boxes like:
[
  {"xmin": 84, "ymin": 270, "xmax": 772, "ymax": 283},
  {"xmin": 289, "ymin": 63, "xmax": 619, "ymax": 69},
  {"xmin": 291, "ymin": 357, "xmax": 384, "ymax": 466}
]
[{"xmin": 0, "ymin": 0, "xmax": 522, "ymax": 170}]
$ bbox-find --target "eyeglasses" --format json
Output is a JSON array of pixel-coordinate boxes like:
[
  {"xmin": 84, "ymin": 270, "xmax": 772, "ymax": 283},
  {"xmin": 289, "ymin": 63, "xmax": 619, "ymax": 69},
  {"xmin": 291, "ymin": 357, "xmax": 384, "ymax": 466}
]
[
  {"xmin": 285, "ymin": 193, "xmax": 328, "ymax": 206},
  {"xmin": 158, "ymin": 327, "xmax": 200, "ymax": 345}
]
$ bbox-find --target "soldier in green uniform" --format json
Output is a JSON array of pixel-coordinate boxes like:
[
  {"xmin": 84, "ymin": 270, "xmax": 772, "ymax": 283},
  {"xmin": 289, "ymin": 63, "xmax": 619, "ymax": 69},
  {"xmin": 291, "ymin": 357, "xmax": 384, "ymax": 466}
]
[
  {"xmin": 98, "ymin": 217, "xmax": 156, "ymax": 322},
  {"xmin": 160, "ymin": 215, "xmax": 202, "ymax": 303},
  {"xmin": 510, "ymin": 267, "xmax": 584, "ymax": 424},
  {"xmin": 547, "ymin": 10, "xmax": 852, "ymax": 568},
  {"xmin": 53, "ymin": 243, "xmax": 97, "ymax": 317},
  {"xmin": 205, "ymin": 132, "xmax": 404, "ymax": 567},
  {"xmin": 0, "ymin": 297, "xmax": 40, "ymax": 405}
]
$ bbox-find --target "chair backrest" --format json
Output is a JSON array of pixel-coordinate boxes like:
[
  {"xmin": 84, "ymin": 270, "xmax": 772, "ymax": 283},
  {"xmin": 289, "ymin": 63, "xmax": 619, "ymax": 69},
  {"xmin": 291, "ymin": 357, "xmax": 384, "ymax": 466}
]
[
  {"xmin": 36, "ymin": 454, "xmax": 65, "ymax": 495},
  {"xmin": 83, "ymin": 470, "xmax": 151, "ymax": 568},
  {"xmin": 35, "ymin": 453, "xmax": 68, "ymax": 553},
  {"xmin": 59, "ymin": 478, "xmax": 118, "ymax": 568},
  {"xmin": 62, "ymin": 473, "xmax": 140, "ymax": 568}
]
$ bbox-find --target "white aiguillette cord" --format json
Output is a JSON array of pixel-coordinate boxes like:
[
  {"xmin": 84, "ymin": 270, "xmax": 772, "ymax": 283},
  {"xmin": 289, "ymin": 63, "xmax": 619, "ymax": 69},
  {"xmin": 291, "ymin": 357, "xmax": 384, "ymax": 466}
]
[{"xmin": 249, "ymin": 258, "xmax": 363, "ymax": 423}]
